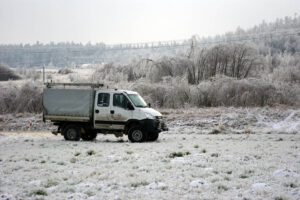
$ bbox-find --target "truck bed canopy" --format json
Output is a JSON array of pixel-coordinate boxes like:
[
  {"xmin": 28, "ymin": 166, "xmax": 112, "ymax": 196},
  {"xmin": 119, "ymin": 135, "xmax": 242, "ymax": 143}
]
[{"xmin": 43, "ymin": 88, "xmax": 94, "ymax": 118}]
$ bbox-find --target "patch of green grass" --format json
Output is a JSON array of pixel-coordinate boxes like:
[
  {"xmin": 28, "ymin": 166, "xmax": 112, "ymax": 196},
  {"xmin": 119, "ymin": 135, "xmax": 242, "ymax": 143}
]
[
  {"xmin": 194, "ymin": 145, "xmax": 199, "ymax": 148},
  {"xmin": 40, "ymin": 160, "xmax": 46, "ymax": 164},
  {"xmin": 217, "ymin": 185, "xmax": 228, "ymax": 191},
  {"xmin": 211, "ymin": 178, "xmax": 219, "ymax": 183},
  {"xmin": 31, "ymin": 189, "xmax": 47, "ymax": 196},
  {"xmin": 226, "ymin": 170, "xmax": 232, "ymax": 175},
  {"xmin": 44, "ymin": 180, "xmax": 58, "ymax": 188},
  {"xmin": 284, "ymin": 182, "xmax": 297, "ymax": 188},
  {"xmin": 74, "ymin": 152, "xmax": 81, "ymax": 156},
  {"xmin": 210, "ymin": 129, "xmax": 220, "ymax": 134},
  {"xmin": 34, "ymin": 198, "xmax": 45, "ymax": 200},
  {"xmin": 211, "ymin": 153, "xmax": 219, "ymax": 157},
  {"xmin": 239, "ymin": 174, "xmax": 249, "ymax": 179},
  {"xmin": 201, "ymin": 149, "xmax": 207, "ymax": 153},
  {"xmin": 254, "ymin": 155, "xmax": 262, "ymax": 159},
  {"xmin": 274, "ymin": 197, "xmax": 285, "ymax": 200},
  {"xmin": 85, "ymin": 191, "xmax": 95, "ymax": 197},
  {"xmin": 131, "ymin": 181, "xmax": 149, "ymax": 188},
  {"xmin": 57, "ymin": 161, "xmax": 65, "ymax": 166},
  {"xmin": 169, "ymin": 152, "xmax": 183, "ymax": 158},
  {"xmin": 168, "ymin": 151, "xmax": 190, "ymax": 158},
  {"xmin": 126, "ymin": 151, "xmax": 133, "ymax": 155},
  {"xmin": 87, "ymin": 150, "xmax": 95, "ymax": 156}
]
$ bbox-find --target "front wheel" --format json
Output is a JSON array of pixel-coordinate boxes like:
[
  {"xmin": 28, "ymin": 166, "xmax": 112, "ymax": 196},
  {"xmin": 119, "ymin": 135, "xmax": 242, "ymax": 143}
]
[{"xmin": 128, "ymin": 126, "xmax": 147, "ymax": 143}]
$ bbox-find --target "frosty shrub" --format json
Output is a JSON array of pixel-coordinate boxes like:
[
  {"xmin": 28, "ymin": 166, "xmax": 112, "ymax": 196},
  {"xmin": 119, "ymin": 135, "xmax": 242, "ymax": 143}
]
[
  {"xmin": 269, "ymin": 53, "xmax": 300, "ymax": 83},
  {"xmin": 91, "ymin": 63, "xmax": 127, "ymax": 83},
  {"xmin": 132, "ymin": 76, "xmax": 298, "ymax": 108},
  {"xmin": 0, "ymin": 81, "xmax": 42, "ymax": 114},
  {"xmin": 272, "ymin": 65, "xmax": 300, "ymax": 83},
  {"xmin": 16, "ymin": 67, "xmax": 41, "ymax": 81},
  {"xmin": 0, "ymin": 64, "xmax": 21, "ymax": 81},
  {"xmin": 190, "ymin": 76, "xmax": 298, "ymax": 107},
  {"xmin": 58, "ymin": 68, "xmax": 73, "ymax": 74}
]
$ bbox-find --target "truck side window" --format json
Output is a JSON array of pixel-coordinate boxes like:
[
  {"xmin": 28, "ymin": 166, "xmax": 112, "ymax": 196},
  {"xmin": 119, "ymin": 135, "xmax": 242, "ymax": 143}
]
[
  {"xmin": 97, "ymin": 93, "xmax": 110, "ymax": 107},
  {"xmin": 113, "ymin": 94, "xmax": 129, "ymax": 109}
]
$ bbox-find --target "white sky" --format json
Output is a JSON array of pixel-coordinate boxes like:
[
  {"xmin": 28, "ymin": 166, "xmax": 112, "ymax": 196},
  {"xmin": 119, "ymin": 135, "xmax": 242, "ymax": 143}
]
[{"xmin": 0, "ymin": 0, "xmax": 299, "ymax": 45}]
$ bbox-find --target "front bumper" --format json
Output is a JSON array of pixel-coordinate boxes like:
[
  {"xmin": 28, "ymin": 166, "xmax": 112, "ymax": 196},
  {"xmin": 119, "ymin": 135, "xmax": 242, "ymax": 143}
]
[
  {"xmin": 158, "ymin": 120, "xmax": 168, "ymax": 131},
  {"xmin": 140, "ymin": 119, "xmax": 168, "ymax": 133}
]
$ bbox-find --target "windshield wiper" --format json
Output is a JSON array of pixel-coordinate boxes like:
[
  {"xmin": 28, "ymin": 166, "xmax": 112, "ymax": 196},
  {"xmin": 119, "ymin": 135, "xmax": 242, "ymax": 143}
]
[{"xmin": 136, "ymin": 105, "xmax": 147, "ymax": 108}]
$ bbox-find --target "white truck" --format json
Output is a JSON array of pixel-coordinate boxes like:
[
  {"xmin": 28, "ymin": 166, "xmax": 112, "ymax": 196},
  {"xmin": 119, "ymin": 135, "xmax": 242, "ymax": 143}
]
[{"xmin": 43, "ymin": 83, "xmax": 168, "ymax": 142}]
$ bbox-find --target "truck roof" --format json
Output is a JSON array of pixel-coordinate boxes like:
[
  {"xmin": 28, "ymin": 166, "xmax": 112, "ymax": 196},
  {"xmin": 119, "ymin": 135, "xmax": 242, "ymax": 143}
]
[
  {"xmin": 44, "ymin": 82, "xmax": 138, "ymax": 94},
  {"xmin": 98, "ymin": 89, "xmax": 138, "ymax": 94}
]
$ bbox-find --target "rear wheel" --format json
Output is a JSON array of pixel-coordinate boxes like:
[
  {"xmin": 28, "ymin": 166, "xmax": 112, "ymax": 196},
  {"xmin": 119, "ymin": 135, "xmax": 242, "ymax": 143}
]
[
  {"xmin": 147, "ymin": 132, "xmax": 159, "ymax": 141},
  {"xmin": 63, "ymin": 124, "xmax": 81, "ymax": 141},
  {"xmin": 128, "ymin": 126, "xmax": 147, "ymax": 143},
  {"xmin": 81, "ymin": 131, "xmax": 97, "ymax": 141}
]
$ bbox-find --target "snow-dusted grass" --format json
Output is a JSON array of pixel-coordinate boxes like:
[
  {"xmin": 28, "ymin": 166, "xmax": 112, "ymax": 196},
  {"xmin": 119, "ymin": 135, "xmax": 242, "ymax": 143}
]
[
  {"xmin": 0, "ymin": 107, "xmax": 299, "ymax": 199},
  {"xmin": 0, "ymin": 132, "xmax": 299, "ymax": 200},
  {"xmin": 163, "ymin": 107, "xmax": 300, "ymax": 135}
]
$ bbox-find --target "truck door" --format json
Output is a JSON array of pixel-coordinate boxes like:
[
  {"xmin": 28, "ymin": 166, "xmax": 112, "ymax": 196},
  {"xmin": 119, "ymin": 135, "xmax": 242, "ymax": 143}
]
[
  {"xmin": 94, "ymin": 92, "xmax": 112, "ymax": 129},
  {"xmin": 110, "ymin": 93, "xmax": 133, "ymax": 130}
]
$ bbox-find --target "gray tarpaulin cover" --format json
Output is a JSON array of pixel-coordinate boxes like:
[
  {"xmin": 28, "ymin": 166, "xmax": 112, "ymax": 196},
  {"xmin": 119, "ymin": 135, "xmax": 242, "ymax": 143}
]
[{"xmin": 43, "ymin": 88, "xmax": 94, "ymax": 117}]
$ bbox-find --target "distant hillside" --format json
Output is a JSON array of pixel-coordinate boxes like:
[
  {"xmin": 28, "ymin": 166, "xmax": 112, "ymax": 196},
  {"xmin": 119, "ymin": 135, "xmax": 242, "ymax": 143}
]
[{"xmin": 0, "ymin": 16, "xmax": 299, "ymax": 68}]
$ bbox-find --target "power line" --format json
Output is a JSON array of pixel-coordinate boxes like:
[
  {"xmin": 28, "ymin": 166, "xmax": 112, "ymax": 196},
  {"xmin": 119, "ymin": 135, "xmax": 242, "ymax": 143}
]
[
  {"xmin": 0, "ymin": 29, "xmax": 300, "ymax": 67},
  {"xmin": 0, "ymin": 28, "xmax": 299, "ymax": 53}
]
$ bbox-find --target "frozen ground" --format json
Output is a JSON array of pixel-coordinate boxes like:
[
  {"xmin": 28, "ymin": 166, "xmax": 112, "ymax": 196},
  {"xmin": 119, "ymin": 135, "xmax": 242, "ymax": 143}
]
[
  {"xmin": 0, "ymin": 132, "xmax": 300, "ymax": 200},
  {"xmin": 1, "ymin": 107, "xmax": 299, "ymax": 134},
  {"xmin": 0, "ymin": 107, "xmax": 300, "ymax": 200}
]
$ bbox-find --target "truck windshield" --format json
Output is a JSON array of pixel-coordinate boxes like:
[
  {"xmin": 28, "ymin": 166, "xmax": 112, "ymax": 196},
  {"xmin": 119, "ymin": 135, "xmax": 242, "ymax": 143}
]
[{"xmin": 128, "ymin": 94, "xmax": 147, "ymax": 107}]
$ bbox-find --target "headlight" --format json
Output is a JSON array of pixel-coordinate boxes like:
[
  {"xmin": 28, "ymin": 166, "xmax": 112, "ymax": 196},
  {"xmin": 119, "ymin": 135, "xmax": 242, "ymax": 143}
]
[{"xmin": 145, "ymin": 112, "xmax": 154, "ymax": 119}]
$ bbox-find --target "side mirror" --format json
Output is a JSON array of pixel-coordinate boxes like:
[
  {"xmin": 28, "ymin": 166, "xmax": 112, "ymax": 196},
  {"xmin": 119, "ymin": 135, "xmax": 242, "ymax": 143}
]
[
  {"xmin": 148, "ymin": 103, "xmax": 151, "ymax": 108},
  {"xmin": 127, "ymin": 102, "xmax": 134, "ymax": 110}
]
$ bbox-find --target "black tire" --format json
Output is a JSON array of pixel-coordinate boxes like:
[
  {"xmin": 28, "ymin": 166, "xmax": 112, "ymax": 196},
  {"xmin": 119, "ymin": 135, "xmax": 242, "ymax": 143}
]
[
  {"xmin": 147, "ymin": 132, "xmax": 159, "ymax": 141},
  {"xmin": 128, "ymin": 126, "xmax": 147, "ymax": 143},
  {"xmin": 63, "ymin": 124, "xmax": 81, "ymax": 141},
  {"xmin": 81, "ymin": 131, "xmax": 97, "ymax": 141}
]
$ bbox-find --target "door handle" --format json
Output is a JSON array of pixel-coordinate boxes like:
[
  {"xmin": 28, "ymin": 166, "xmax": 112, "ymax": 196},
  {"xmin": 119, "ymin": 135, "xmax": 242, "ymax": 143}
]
[
  {"xmin": 110, "ymin": 110, "xmax": 114, "ymax": 114},
  {"xmin": 95, "ymin": 109, "xmax": 99, "ymax": 113}
]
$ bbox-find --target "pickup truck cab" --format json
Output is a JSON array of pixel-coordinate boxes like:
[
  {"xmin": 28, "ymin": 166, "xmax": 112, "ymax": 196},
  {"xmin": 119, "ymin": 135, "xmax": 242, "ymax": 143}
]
[{"xmin": 43, "ymin": 83, "xmax": 168, "ymax": 142}]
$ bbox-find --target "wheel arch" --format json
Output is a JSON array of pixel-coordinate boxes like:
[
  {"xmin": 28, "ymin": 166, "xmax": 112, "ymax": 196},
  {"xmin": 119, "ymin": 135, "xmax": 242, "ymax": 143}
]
[{"xmin": 125, "ymin": 119, "xmax": 141, "ymax": 134}]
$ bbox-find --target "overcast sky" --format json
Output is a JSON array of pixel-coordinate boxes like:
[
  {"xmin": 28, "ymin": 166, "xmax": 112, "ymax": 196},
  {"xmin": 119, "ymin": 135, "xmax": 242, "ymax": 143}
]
[{"xmin": 0, "ymin": 0, "xmax": 299, "ymax": 45}]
